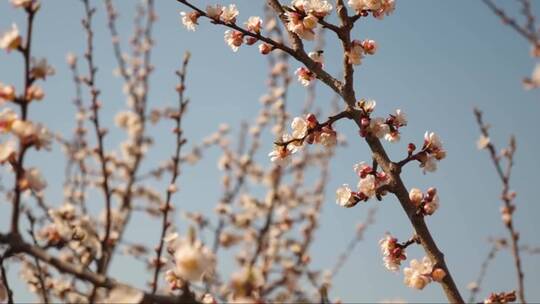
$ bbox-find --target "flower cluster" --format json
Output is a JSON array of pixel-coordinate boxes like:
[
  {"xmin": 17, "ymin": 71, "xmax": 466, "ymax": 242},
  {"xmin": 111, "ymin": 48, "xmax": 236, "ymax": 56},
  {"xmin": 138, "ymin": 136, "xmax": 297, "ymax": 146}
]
[
  {"xmin": 38, "ymin": 204, "xmax": 102, "ymax": 264},
  {"xmin": 336, "ymin": 161, "xmax": 389, "ymax": 207},
  {"xmin": 483, "ymin": 291, "xmax": 517, "ymax": 304},
  {"xmin": 269, "ymin": 113, "xmax": 337, "ymax": 165},
  {"xmin": 285, "ymin": 0, "xmax": 333, "ymax": 40},
  {"xmin": 228, "ymin": 267, "xmax": 265, "ymax": 302},
  {"xmin": 409, "ymin": 187, "xmax": 440, "ymax": 216},
  {"xmin": 347, "ymin": 39, "xmax": 378, "ymax": 65},
  {"xmin": 403, "ymin": 256, "xmax": 446, "ymax": 290},
  {"xmin": 347, "ymin": 0, "xmax": 396, "ymax": 19},
  {"xmin": 180, "ymin": 5, "xmax": 269, "ymax": 54},
  {"xmin": 0, "ymin": 108, "xmax": 52, "ymax": 150},
  {"xmin": 418, "ymin": 131, "xmax": 447, "ymax": 173},
  {"xmin": 356, "ymin": 99, "xmax": 407, "ymax": 142},
  {"xmin": 295, "ymin": 51, "xmax": 324, "ymax": 86},
  {"xmin": 379, "ymin": 234, "xmax": 407, "ymax": 271}
]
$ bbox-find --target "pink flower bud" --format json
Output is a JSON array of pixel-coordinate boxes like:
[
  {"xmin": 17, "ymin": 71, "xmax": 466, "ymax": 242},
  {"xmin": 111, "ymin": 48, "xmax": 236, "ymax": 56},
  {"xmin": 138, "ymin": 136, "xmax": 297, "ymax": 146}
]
[
  {"xmin": 361, "ymin": 39, "xmax": 377, "ymax": 55},
  {"xmin": 245, "ymin": 36, "xmax": 258, "ymax": 45},
  {"xmin": 432, "ymin": 268, "xmax": 446, "ymax": 282},
  {"xmin": 361, "ymin": 117, "xmax": 370, "ymax": 128},
  {"xmin": 408, "ymin": 143, "xmax": 416, "ymax": 154},
  {"xmin": 258, "ymin": 43, "xmax": 272, "ymax": 55}
]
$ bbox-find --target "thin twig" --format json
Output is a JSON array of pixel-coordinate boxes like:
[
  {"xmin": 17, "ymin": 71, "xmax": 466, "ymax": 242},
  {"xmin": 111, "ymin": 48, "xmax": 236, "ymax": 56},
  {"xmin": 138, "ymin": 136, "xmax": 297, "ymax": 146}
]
[
  {"xmin": 474, "ymin": 108, "xmax": 525, "ymax": 303},
  {"xmin": 150, "ymin": 52, "xmax": 190, "ymax": 294}
]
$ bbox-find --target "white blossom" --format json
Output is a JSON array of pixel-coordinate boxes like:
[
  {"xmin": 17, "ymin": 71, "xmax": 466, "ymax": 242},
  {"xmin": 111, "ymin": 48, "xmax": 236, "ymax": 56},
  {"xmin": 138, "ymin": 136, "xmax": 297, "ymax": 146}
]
[
  {"xmin": 245, "ymin": 16, "xmax": 262, "ymax": 33},
  {"xmin": 0, "ymin": 108, "xmax": 18, "ymax": 133},
  {"xmin": 379, "ymin": 234, "xmax": 404, "ymax": 272},
  {"xmin": 221, "ymin": 4, "xmax": 239, "ymax": 23},
  {"xmin": 384, "ymin": 131, "xmax": 400, "ymax": 142},
  {"xmin": 304, "ymin": 0, "xmax": 333, "ymax": 17},
  {"xmin": 348, "ymin": 0, "xmax": 382, "ymax": 11},
  {"xmin": 205, "ymin": 4, "xmax": 223, "ymax": 19},
  {"xmin": 11, "ymin": 120, "xmax": 52, "ymax": 150},
  {"xmin": 268, "ymin": 135, "xmax": 298, "ymax": 166},
  {"xmin": 291, "ymin": 116, "xmax": 308, "ymax": 139},
  {"xmin": 173, "ymin": 238, "xmax": 216, "ymax": 282},
  {"xmin": 319, "ymin": 130, "xmax": 337, "ymax": 147},
  {"xmin": 308, "ymin": 51, "xmax": 324, "ymax": 65},
  {"xmin": 10, "ymin": 0, "xmax": 34, "ymax": 8},
  {"xmin": 180, "ymin": 11, "xmax": 199, "ymax": 31},
  {"xmin": 336, "ymin": 184, "xmax": 355, "ymax": 207},
  {"xmin": 0, "ymin": 140, "xmax": 16, "ymax": 164},
  {"xmin": 230, "ymin": 267, "xmax": 265, "ymax": 296},
  {"xmin": 422, "ymin": 155, "xmax": 438, "ymax": 173},
  {"xmin": 23, "ymin": 167, "xmax": 47, "ymax": 192},
  {"xmin": 424, "ymin": 131, "xmax": 443, "ymax": 151},
  {"xmin": 369, "ymin": 117, "xmax": 390, "ymax": 138},
  {"xmin": 393, "ymin": 109, "xmax": 407, "ymax": 126},
  {"xmin": 224, "ymin": 30, "xmax": 243, "ymax": 52},
  {"xmin": 0, "ymin": 24, "xmax": 22, "ymax": 52},
  {"xmin": 0, "ymin": 83, "xmax": 16, "ymax": 103},
  {"xmin": 477, "ymin": 135, "xmax": 490, "ymax": 150},
  {"xmin": 105, "ymin": 285, "xmax": 143, "ymax": 304},
  {"xmin": 358, "ymin": 174, "xmax": 376, "ymax": 198},
  {"xmin": 30, "ymin": 58, "xmax": 55, "ymax": 80},
  {"xmin": 285, "ymin": 11, "xmax": 317, "ymax": 40},
  {"xmin": 408, "ymin": 188, "xmax": 423, "ymax": 206},
  {"xmin": 403, "ymin": 257, "xmax": 434, "ymax": 290}
]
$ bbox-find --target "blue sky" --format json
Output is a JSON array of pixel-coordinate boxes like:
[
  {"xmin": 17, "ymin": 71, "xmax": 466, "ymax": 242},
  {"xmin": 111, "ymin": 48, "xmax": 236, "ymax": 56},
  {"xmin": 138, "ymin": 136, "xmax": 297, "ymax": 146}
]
[{"xmin": 1, "ymin": 0, "xmax": 539, "ymax": 303}]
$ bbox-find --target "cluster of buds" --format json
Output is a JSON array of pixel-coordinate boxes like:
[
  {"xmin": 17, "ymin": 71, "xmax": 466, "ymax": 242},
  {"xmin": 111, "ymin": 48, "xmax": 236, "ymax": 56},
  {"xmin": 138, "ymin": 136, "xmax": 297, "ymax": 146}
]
[
  {"xmin": 402, "ymin": 131, "xmax": 447, "ymax": 173},
  {"xmin": 336, "ymin": 161, "xmax": 389, "ymax": 207},
  {"xmin": 500, "ymin": 203, "xmax": 515, "ymax": 226},
  {"xmin": 347, "ymin": 0, "xmax": 396, "ymax": 19},
  {"xmin": 409, "ymin": 187, "xmax": 440, "ymax": 216},
  {"xmin": 0, "ymin": 109, "xmax": 52, "ymax": 151},
  {"xmin": 269, "ymin": 113, "xmax": 337, "ymax": 166},
  {"xmin": 284, "ymin": 0, "xmax": 333, "ymax": 40},
  {"xmin": 356, "ymin": 99, "xmax": 407, "ymax": 142},
  {"xmin": 0, "ymin": 60, "xmax": 52, "ymax": 103},
  {"xmin": 403, "ymin": 256, "xmax": 446, "ymax": 290},
  {"xmin": 483, "ymin": 290, "xmax": 517, "ymax": 304},
  {"xmin": 0, "ymin": 82, "xmax": 16, "ymax": 103},
  {"xmin": 379, "ymin": 234, "xmax": 408, "ymax": 271},
  {"xmin": 347, "ymin": 39, "xmax": 378, "ymax": 65},
  {"xmin": 418, "ymin": 131, "xmax": 447, "ymax": 172},
  {"xmin": 227, "ymin": 267, "xmax": 265, "ymax": 302},
  {"xmin": 206, "ymin": 4, "xmax": 239, "ymax": 23},
  {"xmin": 38, "ymin": 204, "xmax": 102, "ymax": 264},
  {"xmin": 180, "ymin": 5, "xmax": 268, "ymax": 54},
  {"xmin": 295, "ymin": 51, "xmax": 324, "ymax": 86}
]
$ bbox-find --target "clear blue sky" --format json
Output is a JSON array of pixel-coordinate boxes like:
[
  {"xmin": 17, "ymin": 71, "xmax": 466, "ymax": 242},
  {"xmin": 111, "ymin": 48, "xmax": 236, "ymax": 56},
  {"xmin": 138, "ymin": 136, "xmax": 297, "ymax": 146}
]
[{"xmin": 1, "ymin": 0, "xmax": 539, "ymax": 303}]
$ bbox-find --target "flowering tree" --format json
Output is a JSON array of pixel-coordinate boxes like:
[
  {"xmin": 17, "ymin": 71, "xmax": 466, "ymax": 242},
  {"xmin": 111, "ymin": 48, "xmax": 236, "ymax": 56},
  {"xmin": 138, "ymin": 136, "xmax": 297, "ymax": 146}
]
[
  {"xmin": 178, "ymin": 0, "xmax": 463, "ymax": 302},
  {"xmin": 0, "ymin": 0, "xmax": 536, "ymax": 303}
]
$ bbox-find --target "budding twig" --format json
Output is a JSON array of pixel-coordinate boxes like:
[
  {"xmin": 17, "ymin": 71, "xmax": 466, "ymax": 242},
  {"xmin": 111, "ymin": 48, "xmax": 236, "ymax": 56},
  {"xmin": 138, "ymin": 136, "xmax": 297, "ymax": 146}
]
[
  {"xmin": 151, "ymin": 53, "xmax": 191, "ymax": 294},
  {"xmin": 474, "ymin": 108, "xmax": 526, "ymax": 303}
]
